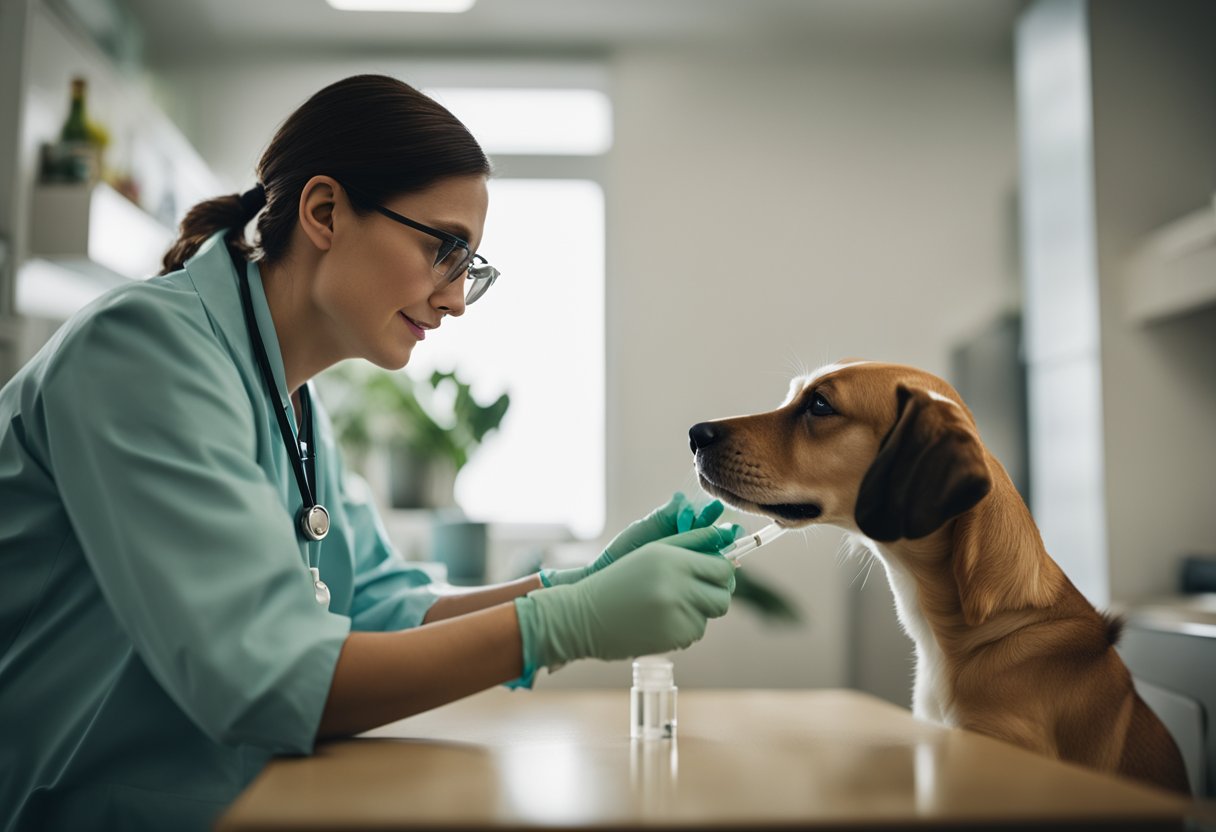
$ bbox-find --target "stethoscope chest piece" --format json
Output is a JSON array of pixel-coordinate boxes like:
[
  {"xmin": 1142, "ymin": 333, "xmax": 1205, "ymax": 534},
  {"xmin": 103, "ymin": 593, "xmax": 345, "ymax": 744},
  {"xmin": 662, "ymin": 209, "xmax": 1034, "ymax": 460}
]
[
  {"xmin": 309, "ymin": 567, "xmax": 331, "ymax": 608},
  {"xmin": 299, "ymin": 504, "xmax": 330, "ymax": 541}
]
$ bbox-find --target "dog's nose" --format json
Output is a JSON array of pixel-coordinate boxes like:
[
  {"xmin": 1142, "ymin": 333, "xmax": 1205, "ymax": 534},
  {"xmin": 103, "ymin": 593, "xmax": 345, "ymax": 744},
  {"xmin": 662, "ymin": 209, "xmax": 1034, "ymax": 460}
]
[{"xmin": 689, "ymin": 422, "xmax": 721, "ymax": 453}]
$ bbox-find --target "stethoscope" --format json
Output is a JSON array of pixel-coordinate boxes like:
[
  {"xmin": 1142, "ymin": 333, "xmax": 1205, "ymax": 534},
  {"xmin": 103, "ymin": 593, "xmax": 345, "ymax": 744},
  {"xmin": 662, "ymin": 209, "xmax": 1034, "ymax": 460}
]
[{"xmin": 230, "ymin": 244, "xmax": 331, "ymax": 608}]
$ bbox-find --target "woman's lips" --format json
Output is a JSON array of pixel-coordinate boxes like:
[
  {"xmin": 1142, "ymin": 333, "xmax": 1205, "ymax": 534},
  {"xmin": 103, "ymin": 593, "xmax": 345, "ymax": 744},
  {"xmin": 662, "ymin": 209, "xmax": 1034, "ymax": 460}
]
[{"xmin": 400, "ymin": 312, "xmax": 425, "ymax": 340}]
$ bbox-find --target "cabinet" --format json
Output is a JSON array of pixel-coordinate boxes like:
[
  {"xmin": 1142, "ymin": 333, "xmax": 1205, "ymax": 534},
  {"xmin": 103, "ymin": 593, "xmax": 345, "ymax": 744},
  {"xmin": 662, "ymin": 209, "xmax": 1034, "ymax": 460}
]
[{"xmin": 1118, "ymin": 595, "xmax": 1216, "ymax": 796}]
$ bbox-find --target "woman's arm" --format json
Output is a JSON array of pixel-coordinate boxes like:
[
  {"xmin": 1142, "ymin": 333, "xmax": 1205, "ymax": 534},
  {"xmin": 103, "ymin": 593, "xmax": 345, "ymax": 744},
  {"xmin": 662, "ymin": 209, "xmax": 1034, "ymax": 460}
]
[
  {"xmin": 422, "ymin": 574, "xmax": 544, "ymax": 623},
  {"xmin": 318, "ymin": 602, "xmax": 524, "ymax": 739},
  {"xmin": 318, "ymin": 525, "xmax": 738, "ymax": 741}
]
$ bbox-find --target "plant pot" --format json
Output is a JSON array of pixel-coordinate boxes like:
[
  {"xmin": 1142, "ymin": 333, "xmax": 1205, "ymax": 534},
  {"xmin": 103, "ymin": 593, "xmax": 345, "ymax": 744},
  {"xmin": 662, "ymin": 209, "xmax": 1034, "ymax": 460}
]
[
  {"xmin": 388, "ymin": 445, "xmax": 458, "ymax": 509},
  {"xmin": 431, "ymin": 515, "xmax": 488, "ymax": 586}
]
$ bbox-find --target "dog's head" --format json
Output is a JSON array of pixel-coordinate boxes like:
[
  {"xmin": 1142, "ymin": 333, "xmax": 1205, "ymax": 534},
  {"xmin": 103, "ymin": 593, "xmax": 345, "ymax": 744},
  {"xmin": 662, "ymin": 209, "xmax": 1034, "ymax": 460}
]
[{"xmin": 690, "ymin": 360, "xmax": 993, "ymax": 541}]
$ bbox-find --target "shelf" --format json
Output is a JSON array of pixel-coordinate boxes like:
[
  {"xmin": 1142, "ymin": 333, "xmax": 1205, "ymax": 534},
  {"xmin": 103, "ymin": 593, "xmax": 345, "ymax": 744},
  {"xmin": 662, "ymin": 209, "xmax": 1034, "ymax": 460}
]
[
  {"xmin": 30, "ymin": 181, "xmax": 173, "ymax": 279},
  {"xmin": 1125, "ymin": 195, "xmax": 1216, "ymax": 324},
  {"xmin": 1120, "ymin": 594, "xmax": 1216, "ymax": 640},
  {"xmin": 20, "ymin": 181, "xmax": 174, "ymax": 320}
]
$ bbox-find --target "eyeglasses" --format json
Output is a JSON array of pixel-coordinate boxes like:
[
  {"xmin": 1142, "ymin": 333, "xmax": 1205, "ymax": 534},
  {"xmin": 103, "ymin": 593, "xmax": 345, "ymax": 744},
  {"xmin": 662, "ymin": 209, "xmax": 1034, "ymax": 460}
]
[{"xmin": 342, "ymin": 183, "xmax": 500, "ymax": 305}]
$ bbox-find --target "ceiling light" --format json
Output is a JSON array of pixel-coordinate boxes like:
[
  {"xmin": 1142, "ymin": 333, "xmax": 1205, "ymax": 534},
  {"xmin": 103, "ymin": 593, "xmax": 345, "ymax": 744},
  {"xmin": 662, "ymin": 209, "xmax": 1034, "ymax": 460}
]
[{"xmin": 326, "ymin": 0, "xmax": 475, "ymax": 11}]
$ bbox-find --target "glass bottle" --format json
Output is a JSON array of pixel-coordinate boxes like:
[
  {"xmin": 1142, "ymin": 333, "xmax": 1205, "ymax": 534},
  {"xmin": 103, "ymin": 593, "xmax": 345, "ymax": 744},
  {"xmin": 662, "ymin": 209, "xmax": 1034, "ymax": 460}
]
[
  {"xmin": 630, "ymin": 656, "xmax": 677, "ymax": 740},
  {"xmin": 60, "ymin": 78, "xmax": 89, "ymax": 143}
]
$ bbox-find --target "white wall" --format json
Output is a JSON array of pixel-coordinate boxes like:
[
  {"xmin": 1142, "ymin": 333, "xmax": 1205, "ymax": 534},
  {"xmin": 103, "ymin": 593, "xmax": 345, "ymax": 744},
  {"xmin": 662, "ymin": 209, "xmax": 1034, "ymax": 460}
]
[
  {"xmin": 157, "ymin": 40, "xmax": 1018, "ymax": 698},
  {"xmin": 1017, "ymin": 0, "xmax": 1216, "ymax": 609},
  {"xmin": 581, "ymin": 41, "xmax": 1018, "ymax": 694},
  {"xmin": 1089, "ymin": 0, "xmax": 1216, "ymax": 603},
  {"xmin": 154, "ymin": 58, "xmax": 610, "ymax": 190}
]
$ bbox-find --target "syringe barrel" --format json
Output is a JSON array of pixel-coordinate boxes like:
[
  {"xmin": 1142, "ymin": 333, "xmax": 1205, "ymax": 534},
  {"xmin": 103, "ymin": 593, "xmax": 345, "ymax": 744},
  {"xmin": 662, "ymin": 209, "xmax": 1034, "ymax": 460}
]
[{"xmin": 722, "ymin": 523, "xmax": 786, "ymax": 561}]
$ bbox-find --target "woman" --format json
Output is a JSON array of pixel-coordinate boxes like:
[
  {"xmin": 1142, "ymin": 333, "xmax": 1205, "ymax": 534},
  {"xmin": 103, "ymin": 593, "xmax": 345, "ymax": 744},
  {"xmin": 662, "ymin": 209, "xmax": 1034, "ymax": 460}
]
[{"xmin": 0, "ymin": 75, "xmax": 738, "ymax": 830}]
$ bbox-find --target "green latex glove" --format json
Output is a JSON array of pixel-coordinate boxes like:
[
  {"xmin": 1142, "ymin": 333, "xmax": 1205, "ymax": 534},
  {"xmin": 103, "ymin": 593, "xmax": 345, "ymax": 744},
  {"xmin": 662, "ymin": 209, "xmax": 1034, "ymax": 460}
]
[
  {"xmin": 541, "ymin": 492, "xmax": 726, "ymax": 587},
  {"xmin": 514, "ymin": 526, "xmax": 738, "ymax": 684}
]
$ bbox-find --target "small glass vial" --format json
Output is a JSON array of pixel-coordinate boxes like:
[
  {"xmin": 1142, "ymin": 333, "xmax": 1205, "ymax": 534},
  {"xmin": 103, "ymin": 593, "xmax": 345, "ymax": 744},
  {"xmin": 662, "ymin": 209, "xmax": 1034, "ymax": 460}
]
[{"xmin": 630, "ymin": 656, "xmax": 677, "ymax": 740}]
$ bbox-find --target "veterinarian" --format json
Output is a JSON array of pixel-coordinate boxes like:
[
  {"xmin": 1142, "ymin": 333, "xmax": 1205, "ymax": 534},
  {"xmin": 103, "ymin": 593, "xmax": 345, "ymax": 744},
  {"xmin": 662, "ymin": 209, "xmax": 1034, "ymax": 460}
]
[{"xmin": 0, "ymin": 75, "xmax": 739, "ymax": 831}]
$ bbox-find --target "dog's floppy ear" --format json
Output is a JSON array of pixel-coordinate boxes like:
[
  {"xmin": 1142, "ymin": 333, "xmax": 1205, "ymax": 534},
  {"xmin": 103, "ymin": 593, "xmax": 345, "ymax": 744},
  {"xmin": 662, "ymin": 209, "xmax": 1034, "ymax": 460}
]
[{"xmin": 854, "ymin": 385, "xmax": 992, "ymax": 542}]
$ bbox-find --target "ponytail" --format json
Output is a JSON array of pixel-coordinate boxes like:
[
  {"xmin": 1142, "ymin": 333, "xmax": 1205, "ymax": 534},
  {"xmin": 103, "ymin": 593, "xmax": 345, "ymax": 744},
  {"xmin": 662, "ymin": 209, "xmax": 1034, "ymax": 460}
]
[{"xmin": 159, "ymin": 184, "xmax": 266, "ymax": 275}]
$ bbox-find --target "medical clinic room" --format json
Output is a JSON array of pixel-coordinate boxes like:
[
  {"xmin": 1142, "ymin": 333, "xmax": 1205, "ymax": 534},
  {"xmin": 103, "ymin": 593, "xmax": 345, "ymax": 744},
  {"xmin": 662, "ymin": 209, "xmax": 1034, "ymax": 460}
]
[{"xmin": 2, "ymin": 0, "xmax": 1216, "ymax": 829}]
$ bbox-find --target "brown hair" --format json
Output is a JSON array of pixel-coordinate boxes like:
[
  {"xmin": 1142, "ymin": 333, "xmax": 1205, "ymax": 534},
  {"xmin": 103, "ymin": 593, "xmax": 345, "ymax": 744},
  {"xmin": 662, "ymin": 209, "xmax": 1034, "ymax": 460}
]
[{"xmin": 159, "ymin": 74, "xmax": 491, "ymax": 274}]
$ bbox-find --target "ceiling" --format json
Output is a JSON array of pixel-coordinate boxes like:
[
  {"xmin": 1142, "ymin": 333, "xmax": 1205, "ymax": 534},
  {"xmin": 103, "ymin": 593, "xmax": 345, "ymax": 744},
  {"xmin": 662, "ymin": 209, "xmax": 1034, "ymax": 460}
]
[{"xmin": 121, "ymin": 0, "xmax": 1026, "ymax": 66}]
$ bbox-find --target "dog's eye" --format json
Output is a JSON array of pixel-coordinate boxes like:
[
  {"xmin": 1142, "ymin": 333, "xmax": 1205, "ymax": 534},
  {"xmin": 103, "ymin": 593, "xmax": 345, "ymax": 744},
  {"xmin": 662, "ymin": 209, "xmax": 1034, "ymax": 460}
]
[{"xmin": 808, "ymin": 392, "xmax": 835, "ymax": 416}]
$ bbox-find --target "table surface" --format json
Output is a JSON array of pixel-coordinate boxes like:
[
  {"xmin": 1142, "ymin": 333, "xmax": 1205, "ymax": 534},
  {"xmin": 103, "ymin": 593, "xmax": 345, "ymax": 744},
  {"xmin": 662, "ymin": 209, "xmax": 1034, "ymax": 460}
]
[{"xmin": 218, "ymin": 688, "xmax": 1192, "ymax": 830}]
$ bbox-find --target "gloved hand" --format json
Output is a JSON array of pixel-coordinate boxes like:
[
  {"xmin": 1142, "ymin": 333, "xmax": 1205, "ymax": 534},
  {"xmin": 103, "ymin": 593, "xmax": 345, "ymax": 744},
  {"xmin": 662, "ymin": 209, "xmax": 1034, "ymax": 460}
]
[
  {"xmin": 540, "ymin": 492, "xmax": 726, "ymax": 587},
  {"xmin": 514, "ymin": 526, "xmax": 739, "ymax": 682}
]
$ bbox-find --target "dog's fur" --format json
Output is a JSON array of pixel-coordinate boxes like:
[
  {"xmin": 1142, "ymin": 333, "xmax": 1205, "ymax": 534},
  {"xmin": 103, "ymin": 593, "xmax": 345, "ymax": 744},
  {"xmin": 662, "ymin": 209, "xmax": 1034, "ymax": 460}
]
[{"xmin": 691, "ymin": 360, "xmax": 1189, "ymax": 794}]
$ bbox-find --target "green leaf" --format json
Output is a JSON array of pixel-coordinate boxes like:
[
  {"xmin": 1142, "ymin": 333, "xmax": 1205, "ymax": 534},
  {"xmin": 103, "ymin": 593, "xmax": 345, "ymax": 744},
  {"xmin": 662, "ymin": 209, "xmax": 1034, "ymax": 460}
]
[
  {"xmin": 732, "ymin": 568, "xmax": 802, "ymax": 624},
  {"xmin": 319, "ymin": 365, "xmax": 509, "ymax": 474}
]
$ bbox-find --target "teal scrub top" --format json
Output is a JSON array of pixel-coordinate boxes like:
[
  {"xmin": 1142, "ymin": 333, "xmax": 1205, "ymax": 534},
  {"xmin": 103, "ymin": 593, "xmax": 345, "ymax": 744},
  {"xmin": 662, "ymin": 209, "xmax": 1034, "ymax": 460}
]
[{"xmin": 0, "ymin": 231, "xmax": 442, "ymax": 831}]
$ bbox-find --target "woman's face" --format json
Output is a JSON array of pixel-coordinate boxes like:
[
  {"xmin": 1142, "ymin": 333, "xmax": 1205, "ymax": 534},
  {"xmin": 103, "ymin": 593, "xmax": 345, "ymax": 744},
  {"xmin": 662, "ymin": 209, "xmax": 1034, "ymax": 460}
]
[{"xmin": 317, "ymin": 174, "xmax": 489, "ymax": 370}]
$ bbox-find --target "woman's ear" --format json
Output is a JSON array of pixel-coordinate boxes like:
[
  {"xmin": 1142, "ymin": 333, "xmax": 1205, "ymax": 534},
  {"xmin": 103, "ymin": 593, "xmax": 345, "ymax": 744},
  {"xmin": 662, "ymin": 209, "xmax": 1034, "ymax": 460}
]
[
  {"xmin": 298, "ymin": 175, "xmax": 338, "ymax": 252},
  {"xmin": 854, "ymin": 385, "xmax": 992, "ymax": 542}
]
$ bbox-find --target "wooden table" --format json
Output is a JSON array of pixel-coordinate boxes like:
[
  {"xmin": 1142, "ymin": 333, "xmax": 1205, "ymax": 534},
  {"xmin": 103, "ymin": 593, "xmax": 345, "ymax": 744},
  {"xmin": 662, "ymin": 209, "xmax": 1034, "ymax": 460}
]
[{"xmin": 218, "ymin": 688, "xmax": 1192, "ymax": 830}]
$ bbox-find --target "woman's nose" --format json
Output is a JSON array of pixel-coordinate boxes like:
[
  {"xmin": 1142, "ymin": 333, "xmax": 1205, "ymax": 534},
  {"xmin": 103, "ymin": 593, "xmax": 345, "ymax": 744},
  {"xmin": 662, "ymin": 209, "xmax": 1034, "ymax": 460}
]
[{"xmin": 433, "ymin": 276, "xmax": 466, "ymax": 317}]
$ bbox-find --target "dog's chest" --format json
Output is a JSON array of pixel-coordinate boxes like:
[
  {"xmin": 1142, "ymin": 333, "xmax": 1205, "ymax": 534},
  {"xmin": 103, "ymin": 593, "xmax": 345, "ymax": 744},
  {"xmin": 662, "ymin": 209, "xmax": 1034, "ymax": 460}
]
[{"xmin": 874, "ymin": 551, "xmax": 955, "ymax": 725}]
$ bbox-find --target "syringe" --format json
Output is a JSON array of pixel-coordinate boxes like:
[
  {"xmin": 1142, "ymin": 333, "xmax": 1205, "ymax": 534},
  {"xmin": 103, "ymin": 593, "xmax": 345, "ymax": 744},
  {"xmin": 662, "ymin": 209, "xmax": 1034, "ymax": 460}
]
[{"xmin": 720, "ymin": 522, "xmax": 788, "ymax": 564}]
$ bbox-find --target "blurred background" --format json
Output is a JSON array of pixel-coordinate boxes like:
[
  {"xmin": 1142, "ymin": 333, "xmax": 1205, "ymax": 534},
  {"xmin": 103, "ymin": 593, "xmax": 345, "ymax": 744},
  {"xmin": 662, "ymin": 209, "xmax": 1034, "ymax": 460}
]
[{"xmin": 0, "ymin": 0, "xmax": 1213, "ymax": 788}]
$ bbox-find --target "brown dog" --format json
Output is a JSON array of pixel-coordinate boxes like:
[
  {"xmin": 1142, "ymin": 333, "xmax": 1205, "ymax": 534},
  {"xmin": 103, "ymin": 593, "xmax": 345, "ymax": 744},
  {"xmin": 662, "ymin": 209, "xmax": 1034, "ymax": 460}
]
[{"xmin": 690, "ymin": 360, "xmax": 1189, "ymax": 794}]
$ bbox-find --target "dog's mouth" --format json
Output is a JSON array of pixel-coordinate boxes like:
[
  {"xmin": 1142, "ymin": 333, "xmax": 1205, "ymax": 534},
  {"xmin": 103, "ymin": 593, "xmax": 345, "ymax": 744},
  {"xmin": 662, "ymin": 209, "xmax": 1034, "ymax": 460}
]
[
  {"xmin": 696, "ymin": 469, "xmax": 822, "ymax": 526},
  {"xmin": 762, "ymin": 502, "xmax": 823, "ymax": 522}
]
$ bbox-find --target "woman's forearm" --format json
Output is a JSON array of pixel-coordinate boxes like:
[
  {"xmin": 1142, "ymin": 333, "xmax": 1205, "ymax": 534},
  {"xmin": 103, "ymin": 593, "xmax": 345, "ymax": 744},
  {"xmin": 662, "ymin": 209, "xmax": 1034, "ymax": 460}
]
[
  {"xmin": 317, "ymin": 574, "xmax": 544, "ymax": 739},
  {"xmin": 318, "ymin": 602, "xmax": 524, "ymax": 739},
  {"xmin": 422, "ymin": 573, "xmax": 543, "ymax": 623}
]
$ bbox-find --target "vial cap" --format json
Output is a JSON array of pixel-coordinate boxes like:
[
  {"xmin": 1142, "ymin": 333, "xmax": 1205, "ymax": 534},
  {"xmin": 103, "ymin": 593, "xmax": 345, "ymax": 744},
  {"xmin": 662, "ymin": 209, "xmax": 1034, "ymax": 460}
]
[{"xmin": 632, "ymin": 655, "xmax": 674, "ymax": 689}]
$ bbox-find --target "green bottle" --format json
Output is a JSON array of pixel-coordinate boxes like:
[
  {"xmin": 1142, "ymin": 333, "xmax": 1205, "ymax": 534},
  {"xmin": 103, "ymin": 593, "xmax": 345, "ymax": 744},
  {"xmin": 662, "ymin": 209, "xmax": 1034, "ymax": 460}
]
[{"xmin": 60, "ymin": 78, "xmax": 89, "ymax": 143}]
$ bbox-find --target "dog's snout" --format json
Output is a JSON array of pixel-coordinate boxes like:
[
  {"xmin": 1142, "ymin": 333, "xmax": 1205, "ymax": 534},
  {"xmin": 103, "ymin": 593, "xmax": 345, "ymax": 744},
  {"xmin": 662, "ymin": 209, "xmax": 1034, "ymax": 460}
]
[{"xmin": 689, "ymin": 422, "xmax": 722, "ymax": 453}]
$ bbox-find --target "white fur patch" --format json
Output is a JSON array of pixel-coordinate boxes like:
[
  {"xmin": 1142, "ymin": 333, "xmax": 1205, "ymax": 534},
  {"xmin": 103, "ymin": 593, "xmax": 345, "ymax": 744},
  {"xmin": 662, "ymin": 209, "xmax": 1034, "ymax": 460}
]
[
  {"xmin": 867, "ymin": 539, "xmax": 955, "ymax": 726},
  {"xmin": 782, "ymin": 360, "xmax": 872, "ymax": 406},
  {"xmin": 926, "ymin": 390, "xmax": 958, "ymax": 407}
]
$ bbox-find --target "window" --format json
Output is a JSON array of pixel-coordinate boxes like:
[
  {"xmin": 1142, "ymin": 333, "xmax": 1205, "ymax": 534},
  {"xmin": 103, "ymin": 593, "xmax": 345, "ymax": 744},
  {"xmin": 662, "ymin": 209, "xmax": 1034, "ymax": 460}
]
[
  {"xmin": 404, "ymin": 178, "xmax": 604, "ymax": 537},
  {"xmin": 403, "ymin": 86, "xmax": 609, "ymax": 538},
  {"xmin": 425, "ymin": 88, "xmax": 611, "ymax": 156}
]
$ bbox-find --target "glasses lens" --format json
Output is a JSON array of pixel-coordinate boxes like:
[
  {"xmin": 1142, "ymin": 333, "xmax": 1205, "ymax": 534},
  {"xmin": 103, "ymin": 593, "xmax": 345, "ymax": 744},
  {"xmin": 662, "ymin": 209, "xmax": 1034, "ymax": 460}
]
[
  {"xmin": 465, "ymin": 258, "xmax": 499, "ymax": 304},
  {"xmin": 434, "ymin": 243, "xmax": 470, "ymax": 280}
]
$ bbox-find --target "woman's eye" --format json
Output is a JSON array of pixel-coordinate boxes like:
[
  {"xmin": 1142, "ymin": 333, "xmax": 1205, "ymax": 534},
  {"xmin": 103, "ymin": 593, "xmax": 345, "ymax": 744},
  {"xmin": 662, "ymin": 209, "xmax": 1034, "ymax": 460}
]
[{"xmin": 808, "ymin": 392, "xmax": 835, "ymax": 416}]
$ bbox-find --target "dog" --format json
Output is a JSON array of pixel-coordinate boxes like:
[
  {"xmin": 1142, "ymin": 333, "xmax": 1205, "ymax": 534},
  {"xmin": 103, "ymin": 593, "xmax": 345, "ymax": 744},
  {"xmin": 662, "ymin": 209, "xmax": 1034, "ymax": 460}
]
[{"xmin": 690, "ymin": 359, "xmax": 1190, "ymax": 795}]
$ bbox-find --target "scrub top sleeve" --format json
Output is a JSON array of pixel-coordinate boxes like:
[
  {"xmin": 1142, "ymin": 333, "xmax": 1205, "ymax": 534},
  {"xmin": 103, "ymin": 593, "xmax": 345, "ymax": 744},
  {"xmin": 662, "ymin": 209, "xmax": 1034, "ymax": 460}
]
[
  {"xmin": 314, "ymin": 405, "xmax": 442, "ymax": 632},
  {"xmin": 40, "ymin": 293, "xmax": 350, "ymax": 754}
]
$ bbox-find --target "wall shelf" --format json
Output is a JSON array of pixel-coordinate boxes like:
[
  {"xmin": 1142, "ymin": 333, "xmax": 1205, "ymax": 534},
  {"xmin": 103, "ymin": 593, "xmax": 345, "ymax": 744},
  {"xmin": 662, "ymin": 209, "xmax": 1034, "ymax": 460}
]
[
  {"xmin": 30, "ymin": 180, "xmax": 172, "ymax": 278},
  {"xmin": 1125, "ymin": 195, "xmax": 1216, "ymax": 324},
  {"xmin": 19, "ymin": 181, "xmax": 173, "ymax": 320},
  {"xmin": 0, "ymin": 2, "xmax": 222, "ymax": 377}
]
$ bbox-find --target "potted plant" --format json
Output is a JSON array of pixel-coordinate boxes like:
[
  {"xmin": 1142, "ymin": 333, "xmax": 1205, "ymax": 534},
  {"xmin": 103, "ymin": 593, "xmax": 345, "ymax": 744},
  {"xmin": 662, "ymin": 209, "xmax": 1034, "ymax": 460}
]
[{"xmin": 319, "ymin": 364, "xmax": 509, "ymax": 510}]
